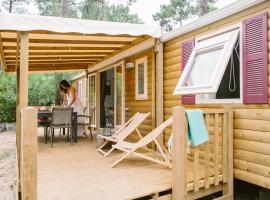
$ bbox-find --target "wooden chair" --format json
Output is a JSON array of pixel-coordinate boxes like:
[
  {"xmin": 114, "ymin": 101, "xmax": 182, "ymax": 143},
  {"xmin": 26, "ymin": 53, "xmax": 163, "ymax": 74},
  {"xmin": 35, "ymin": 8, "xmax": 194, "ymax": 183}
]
[
  {"xmin": 110, "ymin": 117, "xmax": 172, "ymax": 168},
  {"xmin": 38, "ymin": 117, "xmax": 50, "ymax": 144},
  {"xmin": 97, "ymin": 112, "xmax": 150, "ymax": 157},
  {"xmin": 50, "ymin": 107, "xmax": 73, "ymax": 147},
  {"xmin": 76, "ymin": 107, "xmax": 95, "ymax": 140}
]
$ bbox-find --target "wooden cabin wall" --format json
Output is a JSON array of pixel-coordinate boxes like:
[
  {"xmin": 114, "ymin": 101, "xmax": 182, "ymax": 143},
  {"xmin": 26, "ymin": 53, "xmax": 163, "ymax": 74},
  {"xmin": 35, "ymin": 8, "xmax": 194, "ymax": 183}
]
[
  {"xmin": 81, "ymin": 78, "xmax": 87, "ymax": 108},
  {"xmin": 72, "ymin": 76, "xmax": 87, "ymax": 108},
  {"xmin": 163, "ymin": 1, "xmax": 270, "ymax": 189},
  {"xmin": 125, "ymin": 49, "xmax": 153, "ymax": 140}
]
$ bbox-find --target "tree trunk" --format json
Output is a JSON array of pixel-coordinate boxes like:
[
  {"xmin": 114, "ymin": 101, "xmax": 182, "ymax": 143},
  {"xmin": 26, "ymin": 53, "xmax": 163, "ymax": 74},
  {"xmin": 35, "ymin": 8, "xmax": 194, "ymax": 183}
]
[
  {"xmin": 54, "ymin": 73, "xmax": 63, "ymax": 106},
  {"xmin": 60, "ymin": 0, "xmax": 69, "ymax": 17},
  {"xmin": 198, "ymin": 0, "xmax": 208, "ymax": 17},
  {"xmin": 100, "ymin": 0, "xmax": 106, "ymax": 21},
  {"xmin": 56, "ymin": 0, "xmax": 69, "ymax": 105},
  {"xmin": 9, "ymin": 0, "xmax": 13, "ymax": 13}
]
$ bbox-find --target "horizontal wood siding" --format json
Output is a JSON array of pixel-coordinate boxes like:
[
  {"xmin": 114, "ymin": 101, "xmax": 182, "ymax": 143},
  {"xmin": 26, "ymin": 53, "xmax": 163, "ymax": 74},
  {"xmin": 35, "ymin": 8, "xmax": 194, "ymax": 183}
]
[
  {"xmin": 72, "ymin": 77, "xmax": 87, "ymax": 108},
  {"xmin": 163, "ymin": 1, "xmax": 270, "ymax": 188},
  {"xmin": 125, "ymin": 49, "xmax": 153, "ymax": 139}
]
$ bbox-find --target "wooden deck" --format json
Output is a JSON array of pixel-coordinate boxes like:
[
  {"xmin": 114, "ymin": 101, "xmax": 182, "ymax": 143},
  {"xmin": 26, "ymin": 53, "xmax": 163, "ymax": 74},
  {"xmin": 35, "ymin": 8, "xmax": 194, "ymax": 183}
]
[{"xmin": 37, "ymin": 131, "xmax": 172, "ymax": 200}]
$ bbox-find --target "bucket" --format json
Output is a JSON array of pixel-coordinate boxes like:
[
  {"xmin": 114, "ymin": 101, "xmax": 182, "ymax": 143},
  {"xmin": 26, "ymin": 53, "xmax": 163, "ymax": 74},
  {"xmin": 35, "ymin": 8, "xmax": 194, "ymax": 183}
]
[{"xmin": 96, "ymin": 134, "xmax": 105, "ymax": 148}]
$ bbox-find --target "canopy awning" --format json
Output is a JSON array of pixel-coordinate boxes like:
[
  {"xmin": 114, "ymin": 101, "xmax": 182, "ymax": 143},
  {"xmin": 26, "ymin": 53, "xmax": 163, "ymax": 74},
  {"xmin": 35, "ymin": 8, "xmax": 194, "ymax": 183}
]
[{"xmin": 0, "ymin": 13, "xmax": 161, "ymax": 72}]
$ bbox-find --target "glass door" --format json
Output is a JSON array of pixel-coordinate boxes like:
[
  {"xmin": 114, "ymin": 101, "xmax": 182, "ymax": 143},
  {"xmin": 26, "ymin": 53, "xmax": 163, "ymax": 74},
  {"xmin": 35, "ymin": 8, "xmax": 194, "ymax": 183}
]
[
  {"xmin": 114, "ymin": 61, "xmax": 125, "ymax": 126},
  {"xmin": 88, "ymin": 74, "xmax": 96, "ymax": 127}
]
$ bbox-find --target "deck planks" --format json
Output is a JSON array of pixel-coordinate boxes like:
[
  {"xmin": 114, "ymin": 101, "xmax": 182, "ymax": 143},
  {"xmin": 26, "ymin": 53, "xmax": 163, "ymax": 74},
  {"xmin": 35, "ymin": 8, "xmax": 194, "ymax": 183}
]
[{"xmin": 37, "ymin": 132, "xmax": 172, "ymax": 200}]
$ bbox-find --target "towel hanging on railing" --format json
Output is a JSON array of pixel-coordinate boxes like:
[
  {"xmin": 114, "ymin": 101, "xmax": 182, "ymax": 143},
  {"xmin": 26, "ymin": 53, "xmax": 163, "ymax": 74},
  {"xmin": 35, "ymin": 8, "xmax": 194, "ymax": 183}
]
[{"xmin": 167, "ymin": 109, "xmax": 209, "ymax": 154}]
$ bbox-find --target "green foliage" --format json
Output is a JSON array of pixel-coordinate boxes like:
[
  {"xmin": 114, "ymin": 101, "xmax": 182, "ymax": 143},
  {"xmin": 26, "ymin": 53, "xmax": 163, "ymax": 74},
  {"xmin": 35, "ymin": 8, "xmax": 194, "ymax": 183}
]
[
  {"xmin": 2, "ymin": 0, "xmax": 31, "ymax": 13},
  {"xmin": 80, "ymin": 0, "xmax": 105, "ymax": 20},
  {"xmin": 0, "ymin": 71, "xmax": 77, "ymax": 123},
  {"xmin": 153, "ymin": 0, "xmax": 193, "ymax": 31},
  {"xmin": 153, "ymin": 0, "xmax": 217, "ymax": 31},
  {"xmin": 0, "ymin": 74, "xmax": 16, "ymax": 123},
  {"xmin": 28, "ymin": 74, "xmax": 56, "ymax": 106},
  {"xmin": 194, "ymin": 0, "xmax": 217, "ymax": 17},
  {"xmin": 35, "ymin": 0, "xmax": 78, "ymax": 18},
  {"xmin": 105, "ymin": 4, "xmax": 142, "ymax": 23},
  {"xmin": 80, "ymin": 0, "xmax": 143, "ymax": 23}
]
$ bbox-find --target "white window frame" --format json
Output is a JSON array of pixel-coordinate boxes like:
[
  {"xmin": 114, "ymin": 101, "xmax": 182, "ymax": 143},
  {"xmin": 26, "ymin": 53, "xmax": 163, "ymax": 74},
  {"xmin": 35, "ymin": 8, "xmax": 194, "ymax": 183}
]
[
  {"xmin": 174, "ymin": 24, "xmax": 243, "ymax": 104},
  {"xmin": 135, "ymin": 56, "xmax": 148, "ymax": 100},
  {"xmin": 88, "ymin": 73, "xmax": 96, "ymax": 127},
  {"xmin": 78, "ymin": 80, "xmax": 83, "ymax": 100}
]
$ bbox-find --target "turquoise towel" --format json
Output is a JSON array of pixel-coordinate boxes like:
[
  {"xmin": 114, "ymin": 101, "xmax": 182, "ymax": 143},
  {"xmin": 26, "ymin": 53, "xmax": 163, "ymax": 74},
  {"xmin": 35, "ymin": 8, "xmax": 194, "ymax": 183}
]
[
  {"xmin": 167, "ymin": 109, "xmax": 209, "ymax": 149},
  {"xmin": 186, "ymin": 110, "xmax": 209, "ymax": 147}
]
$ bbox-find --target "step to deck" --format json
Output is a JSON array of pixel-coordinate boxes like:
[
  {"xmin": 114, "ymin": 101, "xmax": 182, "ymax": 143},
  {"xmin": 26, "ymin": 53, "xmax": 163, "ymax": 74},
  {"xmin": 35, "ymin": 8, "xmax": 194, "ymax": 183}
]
[{"xmin": 132, "ymin": 189, "xmax": 172, "ymax": 200}]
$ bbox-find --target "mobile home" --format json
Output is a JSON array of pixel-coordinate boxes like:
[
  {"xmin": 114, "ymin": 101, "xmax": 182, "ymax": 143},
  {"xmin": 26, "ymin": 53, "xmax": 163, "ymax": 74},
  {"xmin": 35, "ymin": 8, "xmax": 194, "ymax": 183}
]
[
  {"xmin": 161, "ymin": 0, "xmax": 270, "ymax": 189},
  {"xmin": 1, "ymin": 0, "xmax": 270, "ymax": 199}
]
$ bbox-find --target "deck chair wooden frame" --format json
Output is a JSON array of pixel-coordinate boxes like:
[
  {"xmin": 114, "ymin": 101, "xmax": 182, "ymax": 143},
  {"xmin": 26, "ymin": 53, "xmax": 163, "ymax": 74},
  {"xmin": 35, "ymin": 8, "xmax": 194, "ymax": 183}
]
[
  {"xmin": 97, "ymin": 112, "xmax": 150, "ymax": 157},
  {"xmin": 110, "ymin": 117, "xmax": 173, "ymax": 168}
]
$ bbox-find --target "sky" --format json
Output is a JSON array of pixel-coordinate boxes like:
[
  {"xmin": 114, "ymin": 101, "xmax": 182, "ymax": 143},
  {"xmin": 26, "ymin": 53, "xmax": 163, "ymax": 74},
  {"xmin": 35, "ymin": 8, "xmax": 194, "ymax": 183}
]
[{"xmin": 1, "ymin": 0, "xmax": 238, "ymax": 25}]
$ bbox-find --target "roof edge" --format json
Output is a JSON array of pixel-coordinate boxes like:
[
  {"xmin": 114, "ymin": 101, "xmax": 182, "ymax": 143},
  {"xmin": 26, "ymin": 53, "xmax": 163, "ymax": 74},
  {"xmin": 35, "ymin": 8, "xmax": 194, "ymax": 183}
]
[
  {"xmin": 0, "ymin": 13, "xmax": 161, "ymax": 38},
  {"xmin": 160, "ymin": 0, "xmax": 266, "ymax": 42},
  {"xmin": 71, "ymin": 72, "xmax": 86, "ymax": 81}
]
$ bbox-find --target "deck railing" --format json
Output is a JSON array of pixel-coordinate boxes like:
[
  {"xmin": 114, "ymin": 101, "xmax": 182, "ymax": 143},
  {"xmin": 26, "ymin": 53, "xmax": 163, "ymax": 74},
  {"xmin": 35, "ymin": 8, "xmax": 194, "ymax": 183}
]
[{"xmin": 172, "ymin": 106, "xmax": 233, "ymax": 200}]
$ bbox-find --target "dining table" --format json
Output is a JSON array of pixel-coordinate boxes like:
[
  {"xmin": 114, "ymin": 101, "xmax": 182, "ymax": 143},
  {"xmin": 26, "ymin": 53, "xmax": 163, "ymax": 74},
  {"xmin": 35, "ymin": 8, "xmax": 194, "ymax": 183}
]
[{"xmin": 38, "ymin": 110, "xmax": 78, "ymax": 143}]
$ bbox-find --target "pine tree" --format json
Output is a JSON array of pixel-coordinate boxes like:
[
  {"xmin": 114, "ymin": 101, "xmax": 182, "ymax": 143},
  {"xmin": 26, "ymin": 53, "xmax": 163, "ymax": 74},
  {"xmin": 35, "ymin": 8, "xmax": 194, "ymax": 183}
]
[
  {"xmin": 153, "ymin": 0, "xmax": 217, "ymax": 31},
  {"xmin": 2, "ymin": 0, "xmax": 31, "ymax": 13},
  {"xmin": 153, "ymin": 0, "xmax": 193, "ymax": 31},
  {"xmin": 196, "ymin": 0, "xmax": 217, "ymax": 17},
  {"xmin": 35, "ymin": 0, "xmax": 78, "ymax": 18}
]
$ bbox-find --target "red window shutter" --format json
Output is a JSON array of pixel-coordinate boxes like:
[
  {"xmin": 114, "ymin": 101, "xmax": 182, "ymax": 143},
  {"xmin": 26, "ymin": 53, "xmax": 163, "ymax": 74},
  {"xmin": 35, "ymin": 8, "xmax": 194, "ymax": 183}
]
[
  {"xmin": 181, "ymin": 38, "xmax": 195, "ymax": 104},
  {"xmin": 243, "ymin": 12, "xmax": 268, "ymax": 104}
]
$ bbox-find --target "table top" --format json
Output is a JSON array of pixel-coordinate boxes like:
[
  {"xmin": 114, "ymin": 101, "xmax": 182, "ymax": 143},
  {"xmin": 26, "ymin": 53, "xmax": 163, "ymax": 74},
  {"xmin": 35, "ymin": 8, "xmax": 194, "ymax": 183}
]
[
  {"xmin": 38, "ymin": 110, "xmax": 51, "ymax": 113},
  {"xmin": 38, "ymin": 110, "xmax": 77, "ymax": 113}
]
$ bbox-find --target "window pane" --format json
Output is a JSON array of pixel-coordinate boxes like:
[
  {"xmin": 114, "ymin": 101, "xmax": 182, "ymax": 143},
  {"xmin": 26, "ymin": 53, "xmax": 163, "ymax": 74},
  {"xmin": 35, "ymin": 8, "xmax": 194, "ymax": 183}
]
[
  {"xmin": 138, "ymin": 63, "xmax": 144, "ymax": 94},
  {"xmin": 89, "ymin": 76, "xmax": 96, "ymax": 125},
  {"xmin": 184, "ymin": 48, "xmax": 223, "ymax": 87},
  {"xmin": 216, "ymin": 39, "xmax": 240, "ymax": 99}
]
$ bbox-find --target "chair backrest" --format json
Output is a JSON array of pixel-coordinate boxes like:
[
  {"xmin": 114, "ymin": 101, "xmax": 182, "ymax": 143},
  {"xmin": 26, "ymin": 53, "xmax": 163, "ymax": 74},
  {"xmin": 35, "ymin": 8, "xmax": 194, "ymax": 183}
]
[
  {"xmin": 136, "ymin": 117, "xmax": 173, "ymax": 147},
  {"xmin": 116, "ymin": 112, "xmax": 150, "ymax": 141},
  {"xmin": 52, "ymin": 107, "xmax": 73, "ymax": 126}
]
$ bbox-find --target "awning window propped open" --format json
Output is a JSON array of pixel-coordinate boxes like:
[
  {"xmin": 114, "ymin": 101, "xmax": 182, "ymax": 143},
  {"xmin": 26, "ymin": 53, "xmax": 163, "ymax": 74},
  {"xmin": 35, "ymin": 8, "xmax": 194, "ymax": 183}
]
[{"xmin": 174, "ymin": 29, "xmax": 239, "ymax": 95}]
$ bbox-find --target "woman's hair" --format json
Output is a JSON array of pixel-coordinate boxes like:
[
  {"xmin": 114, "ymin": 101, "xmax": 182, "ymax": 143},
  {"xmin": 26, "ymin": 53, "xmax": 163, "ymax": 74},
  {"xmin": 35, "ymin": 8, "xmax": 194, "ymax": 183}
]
[{"xmin": 59, "ymin": 80, "xmax": 71, "ymax": 93}]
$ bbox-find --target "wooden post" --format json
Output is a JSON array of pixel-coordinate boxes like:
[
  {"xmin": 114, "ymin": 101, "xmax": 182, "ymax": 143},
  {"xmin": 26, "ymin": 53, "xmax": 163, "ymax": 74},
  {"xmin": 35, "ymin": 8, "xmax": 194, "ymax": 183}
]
[
  {"xmin": 18, "ymin": 32, "xmax": 29, "ymax": 107},
  {"xmin": 96, "ymin": 71, "xmax": 101, "ymax": 129},
  {"xmin": 151, "ymin": 48, "xmax": 156, "ymax": 130},
  {"xmin": 16, "ymin": 32, "xmax": 29, "ymax": 193},
  {"xmin": 155, "ymin": 40, "xmax": 164, "ymax": 144},
  {"xmin": 172, "ymin": 106, "xmax": 188, "ymax": 200},
  {"xmin": 86, "ymin": 70, "xmax": 89, "ymax": 114},
  {"xmin": 223, "ymin": 107, "xmax": 234, "ymax": 199},
  {"xmin": 20, "ymin": 107, "xmax": 37, "ymax": 200},
  {"xmin": 121, "ymin": 60, "xmax": 126, "ymax": 124},
  {"xmin": 0, "ymin": 32, "xmax": 7, "ymax": 72}
]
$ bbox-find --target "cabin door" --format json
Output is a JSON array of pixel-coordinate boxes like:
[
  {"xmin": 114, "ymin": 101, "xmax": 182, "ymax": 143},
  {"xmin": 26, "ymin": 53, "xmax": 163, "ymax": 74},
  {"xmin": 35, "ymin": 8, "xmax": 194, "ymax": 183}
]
[{"xmin": 98, "ymin": 61, "xmax": 125, "ymax": 128}]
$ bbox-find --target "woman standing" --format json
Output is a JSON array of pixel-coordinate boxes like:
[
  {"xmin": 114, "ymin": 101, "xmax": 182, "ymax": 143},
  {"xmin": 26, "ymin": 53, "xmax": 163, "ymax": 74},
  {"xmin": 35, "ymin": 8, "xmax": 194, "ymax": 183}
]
[{"xmin": 60, "ymin": 80, "xmax": 86, "ymax": 138}]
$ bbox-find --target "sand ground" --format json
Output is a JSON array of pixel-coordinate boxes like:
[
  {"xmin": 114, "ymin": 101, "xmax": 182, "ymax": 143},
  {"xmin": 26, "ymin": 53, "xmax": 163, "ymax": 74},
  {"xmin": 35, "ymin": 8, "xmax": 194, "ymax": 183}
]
[{"xmin": 0, "ymin": 131, "xmax": 17, "ymax": 200}]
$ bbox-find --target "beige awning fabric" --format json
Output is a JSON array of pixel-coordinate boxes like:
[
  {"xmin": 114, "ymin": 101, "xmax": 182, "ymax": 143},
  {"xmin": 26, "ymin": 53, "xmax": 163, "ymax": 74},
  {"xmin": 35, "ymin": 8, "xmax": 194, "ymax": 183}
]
[
  {"xmin": 0, "ymin": 13, "xmax": 160, "ymax": 72},
  {"xmin": 0, "ymin": 13, "xmax": 161, "ymax": 38}
]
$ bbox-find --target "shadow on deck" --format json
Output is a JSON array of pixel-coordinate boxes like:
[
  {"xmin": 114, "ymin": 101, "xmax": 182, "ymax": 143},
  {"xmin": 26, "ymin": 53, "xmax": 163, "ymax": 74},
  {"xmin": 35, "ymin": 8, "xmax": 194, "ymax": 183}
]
[{"xmin": 37, "ymin": 130, "xmax": 172, "ymax": 200}]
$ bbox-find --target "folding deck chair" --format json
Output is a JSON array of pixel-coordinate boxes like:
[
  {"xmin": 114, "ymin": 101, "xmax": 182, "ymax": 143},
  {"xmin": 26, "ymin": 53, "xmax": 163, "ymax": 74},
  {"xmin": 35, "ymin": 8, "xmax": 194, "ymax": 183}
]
[
  {"xmin": 97, "ymin": 112, "xmax": 150, "ymax": 157},
  {"xmin": 110, "ymin": 117, "xmax": 173, "ymax": 168}
]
